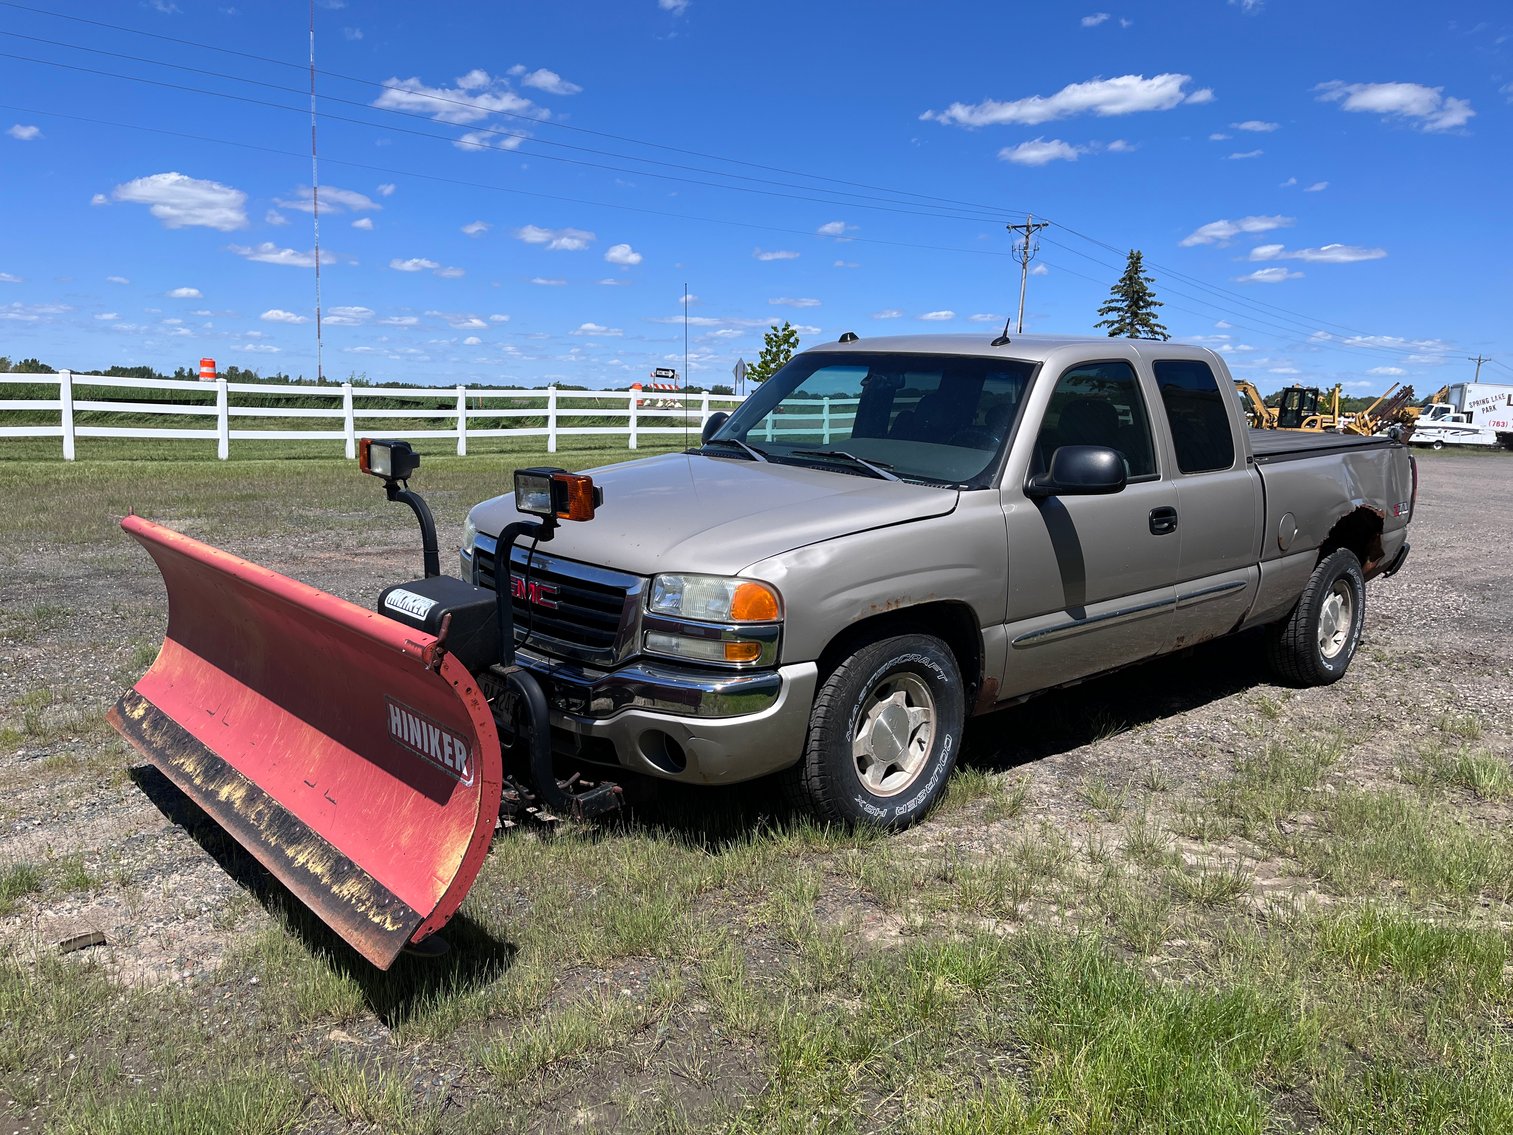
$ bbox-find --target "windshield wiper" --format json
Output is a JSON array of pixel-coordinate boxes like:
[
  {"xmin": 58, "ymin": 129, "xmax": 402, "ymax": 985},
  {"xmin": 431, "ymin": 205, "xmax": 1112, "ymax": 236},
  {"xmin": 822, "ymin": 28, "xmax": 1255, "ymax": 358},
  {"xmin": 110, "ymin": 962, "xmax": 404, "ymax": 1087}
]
[
  {"xmin": 700, "ymin": 437, "xmax": 769, "ymax": 462},
  {"xmin": 790, "ymin": 449, "xmax": 901, "ymax": 481}
]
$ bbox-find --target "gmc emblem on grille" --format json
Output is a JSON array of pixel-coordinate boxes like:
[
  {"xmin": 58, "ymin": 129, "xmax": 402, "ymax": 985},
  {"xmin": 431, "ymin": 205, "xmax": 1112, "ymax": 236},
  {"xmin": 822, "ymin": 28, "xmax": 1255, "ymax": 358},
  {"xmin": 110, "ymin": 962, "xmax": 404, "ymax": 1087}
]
[{"xmin": 510, "ymin": 574, "xmax": 560, "ymax": 609}]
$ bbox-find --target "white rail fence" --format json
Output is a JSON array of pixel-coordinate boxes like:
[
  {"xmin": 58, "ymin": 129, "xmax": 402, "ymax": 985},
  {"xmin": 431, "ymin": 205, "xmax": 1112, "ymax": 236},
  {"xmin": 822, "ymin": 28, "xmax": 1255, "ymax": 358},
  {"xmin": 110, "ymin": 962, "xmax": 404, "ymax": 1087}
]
[{"xmin": 0, "ymin": 371, "xmax": 745, "ymax": 460}]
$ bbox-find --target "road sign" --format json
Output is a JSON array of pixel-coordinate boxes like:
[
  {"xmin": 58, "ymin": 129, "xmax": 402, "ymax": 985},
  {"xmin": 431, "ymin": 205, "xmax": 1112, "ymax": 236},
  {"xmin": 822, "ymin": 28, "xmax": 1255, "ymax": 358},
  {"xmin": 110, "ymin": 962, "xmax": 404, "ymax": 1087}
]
[
  {"xmin": 733, "ymin": 359, "xmax": 747, "ymax": 382},
  {"xmin": 651, "ymin": 367, "xmax": 678, "ymax": 380}
]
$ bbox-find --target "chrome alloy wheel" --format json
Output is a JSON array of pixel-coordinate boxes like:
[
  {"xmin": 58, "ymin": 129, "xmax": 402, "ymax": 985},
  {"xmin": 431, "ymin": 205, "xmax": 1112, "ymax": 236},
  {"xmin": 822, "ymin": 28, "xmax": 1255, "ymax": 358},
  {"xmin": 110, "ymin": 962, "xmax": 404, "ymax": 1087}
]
[
  {"xmin": 1318, "ymin": 579, "xmax": 1355, "ymax": 660},
  {"xmin": 852, "ymin": 672, "xmax": 936, "ymax": 797}
]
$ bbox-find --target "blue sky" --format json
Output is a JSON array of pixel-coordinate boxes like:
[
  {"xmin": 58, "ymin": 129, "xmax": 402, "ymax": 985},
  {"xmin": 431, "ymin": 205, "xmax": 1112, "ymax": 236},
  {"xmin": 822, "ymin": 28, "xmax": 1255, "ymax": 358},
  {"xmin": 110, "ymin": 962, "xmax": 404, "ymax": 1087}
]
[{"xmin": 2, "ymin": 0, "xmax": 1510, "ymax": 394}]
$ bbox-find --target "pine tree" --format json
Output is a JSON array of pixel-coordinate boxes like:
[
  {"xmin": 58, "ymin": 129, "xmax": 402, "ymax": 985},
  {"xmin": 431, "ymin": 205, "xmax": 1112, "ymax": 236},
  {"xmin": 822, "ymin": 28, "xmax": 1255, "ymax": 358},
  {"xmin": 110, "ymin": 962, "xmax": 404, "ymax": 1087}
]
[
  {"xmin": 1094, "ymin": 250, "xmax": 1169, "ymax": 340},
  {"xmin": 747, "ymin": 321, "xmax": 800, "ymax": 384}
]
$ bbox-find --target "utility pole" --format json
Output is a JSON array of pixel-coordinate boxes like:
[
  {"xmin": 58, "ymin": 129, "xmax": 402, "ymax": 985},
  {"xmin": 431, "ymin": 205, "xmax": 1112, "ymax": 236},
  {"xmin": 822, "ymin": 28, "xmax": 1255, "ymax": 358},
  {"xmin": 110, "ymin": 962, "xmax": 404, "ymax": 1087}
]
[
  {"xmin": 1006, "ymin": 215, "xmax": 1050, "ymax": 335},
  {"xmin": 1468, "ymin": 354, "xmax": 1492, "ymax": 381}
]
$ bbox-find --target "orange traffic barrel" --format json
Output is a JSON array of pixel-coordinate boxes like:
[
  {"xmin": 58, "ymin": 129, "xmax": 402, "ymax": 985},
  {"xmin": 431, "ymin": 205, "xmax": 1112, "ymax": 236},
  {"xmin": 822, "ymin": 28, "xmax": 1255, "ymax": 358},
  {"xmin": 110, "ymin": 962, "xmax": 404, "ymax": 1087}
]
[{"xmin": 199, "ymin": 357, "xmax": 216, "ymax": 382}]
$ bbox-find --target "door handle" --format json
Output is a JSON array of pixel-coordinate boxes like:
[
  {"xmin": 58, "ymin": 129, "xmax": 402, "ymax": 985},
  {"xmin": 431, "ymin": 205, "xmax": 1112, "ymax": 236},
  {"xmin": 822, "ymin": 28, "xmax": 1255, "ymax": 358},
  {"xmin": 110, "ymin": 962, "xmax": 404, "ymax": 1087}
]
[{"xmin": 1149, "ymin": 506, "xmax": 1178, "ymax": 535}]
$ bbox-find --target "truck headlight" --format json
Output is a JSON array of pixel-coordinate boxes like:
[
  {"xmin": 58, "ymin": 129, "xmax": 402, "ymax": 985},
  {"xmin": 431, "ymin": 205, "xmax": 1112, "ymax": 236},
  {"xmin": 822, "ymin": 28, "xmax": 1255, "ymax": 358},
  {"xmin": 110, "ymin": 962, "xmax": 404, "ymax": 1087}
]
[
  {"xmin": 648, "ymin": 575, "xmax": 781, "ymax": 623},
  {"xmin": 461, "ymin": 515, "xmax": 478, "ymax": 557}
]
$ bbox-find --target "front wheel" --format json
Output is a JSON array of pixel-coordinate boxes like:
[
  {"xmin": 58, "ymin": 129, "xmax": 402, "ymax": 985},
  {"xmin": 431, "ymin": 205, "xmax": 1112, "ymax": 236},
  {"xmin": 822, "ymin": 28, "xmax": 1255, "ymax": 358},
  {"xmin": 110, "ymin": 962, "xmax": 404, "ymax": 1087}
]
[
  {"xmin": 1431, "ymin": 439, "xmax": 1445, "ymax": 450},
  {"xmin": 1265, "ymin": 548, "xmax": 1366, "ymax": 686},
  {"xmin": 786, "ymin": 634, "xmax": 965, "ymax": 829}
]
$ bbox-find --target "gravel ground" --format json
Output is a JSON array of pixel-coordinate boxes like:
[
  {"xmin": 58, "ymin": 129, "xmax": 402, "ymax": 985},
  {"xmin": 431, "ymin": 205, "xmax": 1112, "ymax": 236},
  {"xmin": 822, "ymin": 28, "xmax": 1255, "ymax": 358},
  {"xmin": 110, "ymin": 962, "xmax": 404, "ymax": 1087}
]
[{"xmin": 2, "ymin": 449, "xmax": 1511, "ymax": 985}]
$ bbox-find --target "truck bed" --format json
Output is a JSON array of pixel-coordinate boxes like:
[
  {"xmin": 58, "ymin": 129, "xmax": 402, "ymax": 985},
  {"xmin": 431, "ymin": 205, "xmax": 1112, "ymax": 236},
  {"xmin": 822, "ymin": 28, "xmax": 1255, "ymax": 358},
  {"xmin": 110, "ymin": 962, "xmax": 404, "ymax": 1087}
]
[{"xmin": 1248, "ymin": 429, "xmax": 1397, "ymax": 464}]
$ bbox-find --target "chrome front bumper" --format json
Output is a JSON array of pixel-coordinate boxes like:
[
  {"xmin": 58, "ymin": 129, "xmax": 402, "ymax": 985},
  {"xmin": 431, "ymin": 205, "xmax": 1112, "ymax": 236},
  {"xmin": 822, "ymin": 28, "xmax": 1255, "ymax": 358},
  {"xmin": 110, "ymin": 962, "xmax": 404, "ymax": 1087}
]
[{"xmin": 507, "ymin": 646, "xmax": 819, "ymax": 786}]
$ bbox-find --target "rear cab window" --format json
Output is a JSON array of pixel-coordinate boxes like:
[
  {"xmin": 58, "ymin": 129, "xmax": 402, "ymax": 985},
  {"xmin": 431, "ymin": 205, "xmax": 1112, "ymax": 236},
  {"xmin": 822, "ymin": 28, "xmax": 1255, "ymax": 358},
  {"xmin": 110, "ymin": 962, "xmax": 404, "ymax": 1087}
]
[{"xmin": 1153, "ymin": 359, "xmax": 1237, "ymax": 474}]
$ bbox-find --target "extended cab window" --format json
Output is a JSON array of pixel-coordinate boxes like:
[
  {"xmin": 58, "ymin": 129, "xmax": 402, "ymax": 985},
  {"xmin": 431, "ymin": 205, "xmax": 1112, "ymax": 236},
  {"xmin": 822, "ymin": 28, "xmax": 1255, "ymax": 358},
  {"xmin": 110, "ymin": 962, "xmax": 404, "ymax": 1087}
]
[
  {"xmin": 1153, "ymin": 359, "xmax": 1236, "ymax": 474},
  {"xmin": 1036, "ymin": 360, "xmax": 1156, "ymax": 478}
]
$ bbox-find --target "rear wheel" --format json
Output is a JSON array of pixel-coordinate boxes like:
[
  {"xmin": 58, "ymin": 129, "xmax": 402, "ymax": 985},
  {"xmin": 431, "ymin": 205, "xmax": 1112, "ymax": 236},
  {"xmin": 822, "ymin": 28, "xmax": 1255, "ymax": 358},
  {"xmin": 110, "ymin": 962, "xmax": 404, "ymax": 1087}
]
[
  {"xmin": 787, "ymin": 634, "xmax": 964, "ymax": 829},
  {"xmin": 1265, "ymin": 548, "xmax": 1366, "ymax": 686}
]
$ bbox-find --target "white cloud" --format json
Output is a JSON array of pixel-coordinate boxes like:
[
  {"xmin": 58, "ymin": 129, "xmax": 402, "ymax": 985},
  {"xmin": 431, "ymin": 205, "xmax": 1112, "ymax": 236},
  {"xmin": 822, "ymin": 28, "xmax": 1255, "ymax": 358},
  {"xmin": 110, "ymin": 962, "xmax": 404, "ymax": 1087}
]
[
  {"xmin": 1232, "ymin": 120, "xmax": 1278, "ymax": 132},
  {"xmin": 1000, "ymin": 138, "xmax": 1084, "ymax": 165},
  {"xmin": 95, "ymin": 311, "xmax": 117, "ymax": 319},
  {"xmin": 275, "ymin": 185, "xmax": 380, "ymax": 214},
  {"xmin": 518, "ymin": 68, "xmax": 582, "ymax": 95},
  {"xmin": 261, "ymin": 309, "xmax": 308, "ymax": 323},
  {"xmin": 1228, "ymin": 149, "xmax": 1264, "ymax": 159},
  {"xmin": 1279, "ymin": 176, "xmax": 1297, "ymax": 186},
  {"xmin": 530, "ymin": 277, "xmax": 567, "ymax": 286},
  {"xmin": 91, "ymin": 193, "xmax": 109, "ymax": 206},
  {"xmin": 489, "ymin": 314, "xmax": 509, "ymax": 323},
  {"xmin": 968, "ymin": 313, "xmax": 1000, "ymax": 323},
  {"xmin": 598, "ymin": 277, "xmax": 629, "ymax": 286},
  {"xmin": 754, "ymin": 248, "xmax": 799, "ymax": 261},
  {"xmin": 351, "ymin": 217, "xmax": 374, "ymax": 230},
  {"xmin": 1106, "ymin": 139, "xmax": 1134, "ymax": 152},
  {"xmin": 228, "ymin": 242, "xmax": 330, "ymax": 268},
  {"xmin": 1180, "ymin": 215, "xmax": 1292, "ymax": 246},
  {"xmin": 923, "ymin": 73, "xmax": 1208, "ymax": 127},
  {"xmin": 7, "ymin": 125, "xmax": 41, "ymax": 141},
  {"xmin": 573, "ymin": 322, "xmax": 623, "ymax": 336},
  {"xmin": 462, "ymin": 220, "xmax": 490, "ymax": 236},
  {"xmin": 436, "ymin": 266, "xmax": 465, "ymax": 279},
  {"xmin": 377, "ymin": 183, "xmax": 396, "ymax": 197},
  {"xmin": 1236, "ymin": 267, "xmax": 1303, "ymax": 283},
  {"xmin": 343, "ymin": 26, "xmax": 362, "ymax": 40},
  {"xmin": 265, "ymin": 209, "xmax": 288, "ymax": 225},
  {"xmin": 167, "ymin": 287, "xmax": 202, "ymax": 298},
  {"xmin": 1315, "ymin": 81, "xmax": 1474, "ymax": 132},
  {"xmin": 516, "ymin": 224, "xmax": 594, "ymax": 251},
  {"xmin": 920, "ymin": 310, "xmax": 955, "ymax": 321},
  {"xmin": 1081, "ymin": 12, "xmax": 1109, "ymax": 26},
  {"xmin": 463, "ymin": 335, "xmax": 482, "ymax": 345},
  {"xmin": 659, "ymin": 0, "xmax": 689, "ymax": 12},
  {"xmin": 107, "ymin": 275, "xmax": 129, "ymax": 284},
  {"xmin": 1249, "ymin": 243, "xmax": 1386, "ymax": 263},
  {"xmin": 325, "ymin": 306, "xmax": 373, "ymax": 325},
  {"xmin": 0, "ymin": 272, "xmax": 21, "ymax": 283},
  {"xmin": 378, "ymin": 316, "xmax": 419, "ymax": 326},
  {"xmin": 834, "ymin": 260, "xmax": 859, "ymax": 269},
  {"xmin": 770, "ymin": 297, "xmax": 821, "ymax": 308},
  {"xmin": 1306, "ymin": 181, "xmax": 1328, "ymax": 192},
  {"xmin": 817, "ymin": 220, "xmax": 855, "ymax": 236},
  {"xmin": 1209, "ymin": 132, "xmax": 1231, "ymax": 141},
  {"xmin": 604, "ymin": 243, "xmax": 643, "ymax": 266},
  {"xmin": 374, "ymin": 71, "xmax": 543, "ymax": 133},
  {"xmin": 1368, "ymin": 366, "xmax": 1407, "ymax": 376},
  {"xmin": 1030, "ymin": 263, "xmax": 1049, "ymax": 276},
  {"xmin": 113, "ymin": 172, "xmax": 248, "ymax": 231},
  {"xmin": 872, "ymin": 309, "xmax": 903, "ymax": 319},
  {"xmin": 455, "ymin": 128, "xmax": 529, "ymax": 152}
]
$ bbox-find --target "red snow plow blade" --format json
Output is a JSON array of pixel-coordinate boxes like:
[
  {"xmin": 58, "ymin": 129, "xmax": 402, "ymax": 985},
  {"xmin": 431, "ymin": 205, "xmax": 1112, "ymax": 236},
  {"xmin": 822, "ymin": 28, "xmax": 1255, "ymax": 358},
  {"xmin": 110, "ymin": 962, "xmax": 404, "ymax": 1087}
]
[{"xmin": 109, "ymin": 515, "xmax": 503, "ymax": 970}]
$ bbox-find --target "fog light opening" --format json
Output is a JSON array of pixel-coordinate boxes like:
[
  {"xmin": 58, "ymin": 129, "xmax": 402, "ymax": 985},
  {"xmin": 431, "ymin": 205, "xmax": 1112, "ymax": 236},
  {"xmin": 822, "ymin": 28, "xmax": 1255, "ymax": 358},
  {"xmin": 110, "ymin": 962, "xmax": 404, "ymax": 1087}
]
[{"xmin": 639, "ymin": 730, "xmax": 688, "ymax": 775}]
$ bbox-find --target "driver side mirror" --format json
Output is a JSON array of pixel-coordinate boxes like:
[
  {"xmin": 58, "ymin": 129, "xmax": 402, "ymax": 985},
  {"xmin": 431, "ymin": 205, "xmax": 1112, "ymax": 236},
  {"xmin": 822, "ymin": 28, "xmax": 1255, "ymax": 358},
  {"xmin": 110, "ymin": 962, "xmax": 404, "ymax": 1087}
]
[
  {"xmin": 700, "ymin": 411, "xmax": 729, "ymax": 444},
  {"xmin": 1025, "ymin": 445, "xmax": 1126, "ymax": 499}
]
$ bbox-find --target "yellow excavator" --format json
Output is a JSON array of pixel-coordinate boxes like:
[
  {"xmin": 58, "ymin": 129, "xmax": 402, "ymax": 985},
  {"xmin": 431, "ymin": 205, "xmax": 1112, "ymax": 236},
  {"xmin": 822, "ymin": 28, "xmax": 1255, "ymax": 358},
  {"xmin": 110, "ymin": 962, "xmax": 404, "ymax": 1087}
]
[{"xmin": 1234, "ymin": 381, "xmax": 1341, "ymax": 431}]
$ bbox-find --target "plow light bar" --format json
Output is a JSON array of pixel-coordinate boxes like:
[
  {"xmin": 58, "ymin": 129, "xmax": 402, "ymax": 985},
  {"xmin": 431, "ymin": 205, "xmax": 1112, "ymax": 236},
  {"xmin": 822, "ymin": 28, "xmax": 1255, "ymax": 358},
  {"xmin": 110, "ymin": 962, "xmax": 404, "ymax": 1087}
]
[
  {"xmin": 359, "ymin": 438, "xmax": 420, "ymax": 482},
  {"xmin": 514, "ymin": 467, "xmax": 602, "ymax": 522}
]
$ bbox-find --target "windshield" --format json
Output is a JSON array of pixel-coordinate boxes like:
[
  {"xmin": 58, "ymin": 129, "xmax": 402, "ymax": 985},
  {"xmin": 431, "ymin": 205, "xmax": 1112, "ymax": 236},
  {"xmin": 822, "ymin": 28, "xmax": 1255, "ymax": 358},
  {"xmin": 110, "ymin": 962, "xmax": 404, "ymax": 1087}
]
[{"xmin": 708, "ymin": 351, "xmax": 1037, "ymax": 485}]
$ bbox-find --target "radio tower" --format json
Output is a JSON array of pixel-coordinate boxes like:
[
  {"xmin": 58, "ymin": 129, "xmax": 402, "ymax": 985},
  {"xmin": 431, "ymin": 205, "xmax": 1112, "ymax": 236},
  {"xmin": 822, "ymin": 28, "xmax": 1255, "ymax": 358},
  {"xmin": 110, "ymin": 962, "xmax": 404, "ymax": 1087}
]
[{"xmin": 309, "ymin": 0, "xmax": 325, "ymax": 382}]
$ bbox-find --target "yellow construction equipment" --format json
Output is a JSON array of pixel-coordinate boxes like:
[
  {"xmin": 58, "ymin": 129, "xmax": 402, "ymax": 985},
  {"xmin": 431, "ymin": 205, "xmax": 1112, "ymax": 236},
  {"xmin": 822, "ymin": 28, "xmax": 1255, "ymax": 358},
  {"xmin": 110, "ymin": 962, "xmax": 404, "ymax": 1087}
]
[
  {"xmin": 1236, "ymin": 381, "xmax": 1341, "ymax": 431},
  {"xmin": 1343, "ymin": 382, "xmax": 1416, "ymax": 439}
]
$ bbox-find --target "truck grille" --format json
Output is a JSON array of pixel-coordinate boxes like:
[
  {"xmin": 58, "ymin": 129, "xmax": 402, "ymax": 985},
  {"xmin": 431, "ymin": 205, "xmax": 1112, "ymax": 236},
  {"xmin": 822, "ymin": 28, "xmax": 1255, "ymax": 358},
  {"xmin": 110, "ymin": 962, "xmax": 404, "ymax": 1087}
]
[{"xmin": 472, "ymin": 535, "xmax": 643, "ymax": 666}]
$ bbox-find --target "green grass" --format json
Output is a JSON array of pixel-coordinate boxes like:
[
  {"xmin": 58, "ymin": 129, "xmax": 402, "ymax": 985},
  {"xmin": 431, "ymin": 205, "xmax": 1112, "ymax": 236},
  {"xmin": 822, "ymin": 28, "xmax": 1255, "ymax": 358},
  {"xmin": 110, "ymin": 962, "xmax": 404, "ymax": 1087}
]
[{"xmin": 3, "ymin": 452, "xmax": 1512, "ymax": 1132}]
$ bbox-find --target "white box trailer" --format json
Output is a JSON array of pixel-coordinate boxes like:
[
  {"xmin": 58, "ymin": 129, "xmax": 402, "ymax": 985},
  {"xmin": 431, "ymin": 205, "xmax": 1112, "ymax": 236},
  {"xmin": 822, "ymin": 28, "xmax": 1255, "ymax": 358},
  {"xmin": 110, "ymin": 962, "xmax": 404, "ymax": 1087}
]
[{"xmin": 1410, "ymin": 382, "xmax": 1513, "ymax": 449}]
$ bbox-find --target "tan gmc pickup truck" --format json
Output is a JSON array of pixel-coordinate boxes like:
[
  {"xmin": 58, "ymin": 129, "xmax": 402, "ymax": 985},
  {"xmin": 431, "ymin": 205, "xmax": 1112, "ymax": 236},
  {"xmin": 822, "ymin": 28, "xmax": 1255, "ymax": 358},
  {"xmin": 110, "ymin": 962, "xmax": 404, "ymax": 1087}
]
[{"xmin": 464, "ymin": 333, "xmax": 1415, "ymax": 828}]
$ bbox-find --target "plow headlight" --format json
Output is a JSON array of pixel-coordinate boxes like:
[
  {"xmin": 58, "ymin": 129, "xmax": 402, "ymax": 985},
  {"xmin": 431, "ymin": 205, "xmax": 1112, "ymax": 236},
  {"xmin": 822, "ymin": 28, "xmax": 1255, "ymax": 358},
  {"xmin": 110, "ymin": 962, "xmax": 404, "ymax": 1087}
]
[
  {"xmin": 359, "ymin": 438, "xmax": 420, "ymax": 481},
  {"xmin": 648, "ymin": 575, "xmax": 781, "ymax": 623},
  {"xmin": 514, "ymin": 468, "xmax": 602, "ymax": 522}
]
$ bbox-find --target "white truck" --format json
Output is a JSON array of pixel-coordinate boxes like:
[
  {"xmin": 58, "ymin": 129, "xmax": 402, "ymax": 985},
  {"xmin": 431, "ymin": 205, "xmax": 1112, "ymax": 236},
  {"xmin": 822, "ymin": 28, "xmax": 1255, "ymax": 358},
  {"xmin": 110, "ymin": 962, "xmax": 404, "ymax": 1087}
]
[{"xmin": 1409, "ymin": 382, "xmax": 1513, "ymax": 450}]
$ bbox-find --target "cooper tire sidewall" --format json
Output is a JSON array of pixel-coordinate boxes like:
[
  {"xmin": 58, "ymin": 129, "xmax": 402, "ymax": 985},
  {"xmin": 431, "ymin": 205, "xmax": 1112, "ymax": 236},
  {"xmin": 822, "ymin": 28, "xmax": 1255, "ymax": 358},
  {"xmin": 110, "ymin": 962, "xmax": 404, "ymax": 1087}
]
[
  {"xmin": 825, "ymin": 641, "xmax": 963, "ymax": 828},
  {"xmin": 1313, "ymin": 554, "xmax": 1365, "ymax": 680}
]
